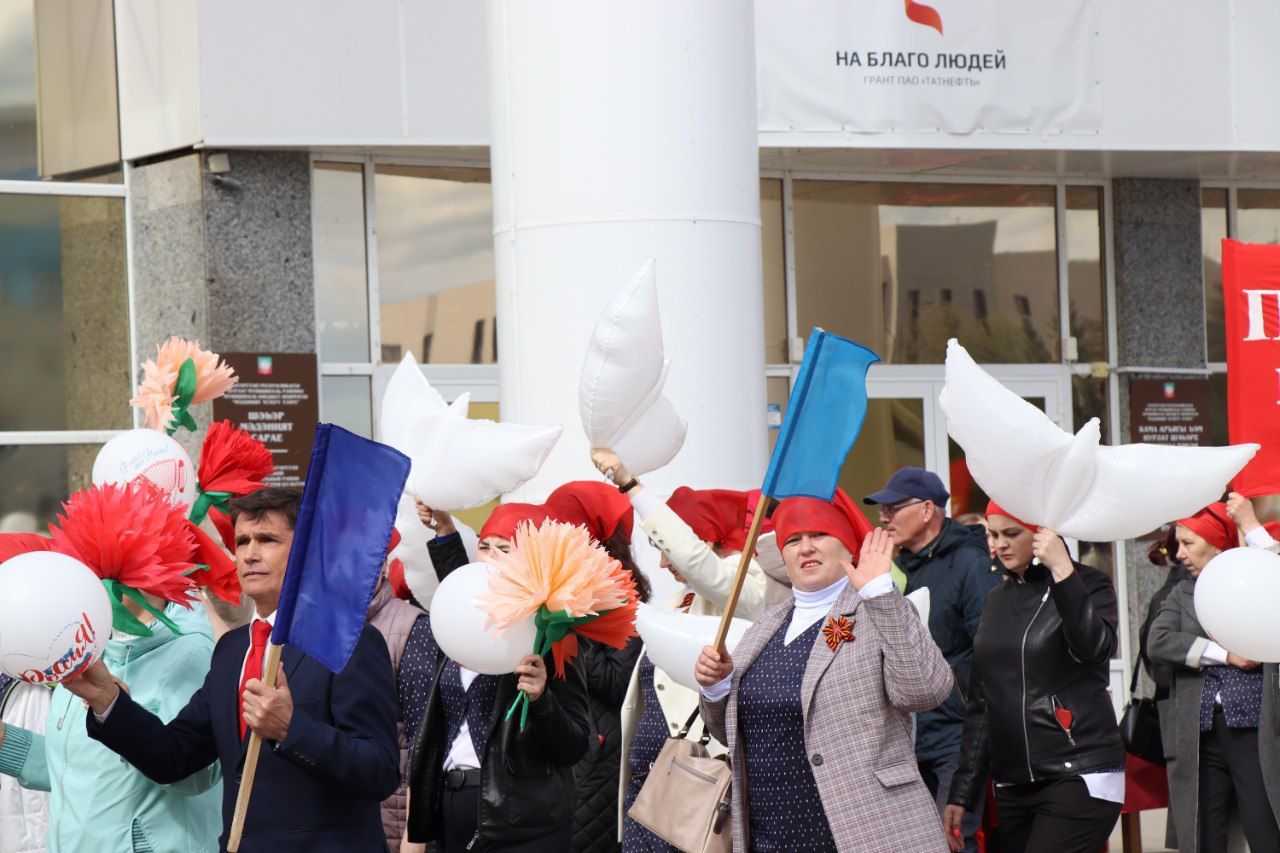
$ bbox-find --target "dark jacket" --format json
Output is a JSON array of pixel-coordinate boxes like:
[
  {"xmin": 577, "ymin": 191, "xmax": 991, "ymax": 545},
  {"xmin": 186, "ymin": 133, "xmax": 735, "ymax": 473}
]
[
  {"xmin": 897, "ymin": 518, "xmax": 1001, "ymax": 760},
  {"xmin": 87, "ymin": 622, "xmax": 400, "ymax": 852},
  {"xmin": 571, "ymin": 636, "xmax": 642, "ymax": 853},
  {"xmin": 1139, "ymin": 564, "xmax": 1191, "ymax": 702},
  {"xmin": 949, "ymin": 559, "xmax": 1125, "ymax": 810},
  {"xmin": 406, "ymin": 531, "xmax": 591, "ymax": 847}
]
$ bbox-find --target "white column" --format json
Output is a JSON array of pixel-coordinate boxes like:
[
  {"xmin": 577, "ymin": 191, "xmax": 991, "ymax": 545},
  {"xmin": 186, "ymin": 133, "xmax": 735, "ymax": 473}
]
[{"xmin": 487, "ymin": 0, "xmax": 767, "ymax": 500}]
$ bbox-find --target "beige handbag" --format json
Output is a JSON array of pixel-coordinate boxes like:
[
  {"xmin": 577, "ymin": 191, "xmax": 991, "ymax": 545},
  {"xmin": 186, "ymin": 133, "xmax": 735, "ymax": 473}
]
[{"xmin": 628, "ymin": 709, "xmax": 733, "ymax": 853}]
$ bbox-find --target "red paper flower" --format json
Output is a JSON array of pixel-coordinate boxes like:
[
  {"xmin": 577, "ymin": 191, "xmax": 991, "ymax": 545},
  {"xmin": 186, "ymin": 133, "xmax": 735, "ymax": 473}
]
[
  {"xmin": 188, "ymin": 519, "xmax": 241, "ymax": 604},
  {"xmin": 822, "ymin": 615, "xmax": 854, "ymax": 651},
  {"xmin": 50, "ymin": 482, "xmax": 199, "ymax": 607},
  {"xmin": 0, "ymin": 532, "xmax": 57, "ymax": 564},
  {"xmin": 198, "ymin": 420, "xmax": 274, "ymax": 496}
]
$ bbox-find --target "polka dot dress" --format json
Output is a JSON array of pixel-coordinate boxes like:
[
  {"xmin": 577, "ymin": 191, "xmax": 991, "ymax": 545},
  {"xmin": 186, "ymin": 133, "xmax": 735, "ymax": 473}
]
[
  {"xmin": 737, "ymin": 617, "xmax": 837, "ymax": 852},
  {"xmin": 623, "ymin": 654, "xmax": 678, "ymax": 852}
]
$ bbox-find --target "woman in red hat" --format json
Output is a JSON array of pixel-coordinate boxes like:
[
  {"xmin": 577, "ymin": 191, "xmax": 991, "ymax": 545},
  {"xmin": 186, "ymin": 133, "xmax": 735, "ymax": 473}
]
[
  {"xmin": 407, "ymin": 497, "xmax": 590, "ymax": 852},
  {"xmin": 695, "ymin": 489, "xmax": 953, "ymax": 852},
  {"xmin": 1148, "ymin": 501, "xmax": 1280, "ymax": 853},
  {"xmin": 588, "ymin": 448, "xmax": 769, "ymax": 852},
  {"xmin": 537, "ymin": 480, "xmax": 656, "ymax": 853},
  {"xmin": 944, "ymin": 502, "xmax": 1124, "ymax": 853}
]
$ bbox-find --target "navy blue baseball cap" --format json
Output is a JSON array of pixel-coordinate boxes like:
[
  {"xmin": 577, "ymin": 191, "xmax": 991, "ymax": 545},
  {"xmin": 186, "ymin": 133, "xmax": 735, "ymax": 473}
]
[{"xmin": 863, "ymin": 467, "xmax": 950, "ymax": 507}]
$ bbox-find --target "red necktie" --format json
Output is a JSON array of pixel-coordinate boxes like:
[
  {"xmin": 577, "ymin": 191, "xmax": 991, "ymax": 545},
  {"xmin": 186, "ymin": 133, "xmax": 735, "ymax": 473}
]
[
  {"xmin": 239, "ymin": 620, "xmax": 272, "ymax": 739},
  {"xmin": 680, "ymin": 592, "xmax": 695, "ymax": 613}
]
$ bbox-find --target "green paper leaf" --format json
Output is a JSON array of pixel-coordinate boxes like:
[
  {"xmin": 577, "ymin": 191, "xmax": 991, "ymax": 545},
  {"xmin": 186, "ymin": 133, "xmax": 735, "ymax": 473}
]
[
  {"xmin": 102, "ymin": 580, "xmax": 183, "ymax": 636},
  {"xmin": 188, "ymin": 490, "xmax": 233, "ymax": 525},
  {"xmin": 167, "ymin": 358, "xmax": 199, "ymax": 435}
]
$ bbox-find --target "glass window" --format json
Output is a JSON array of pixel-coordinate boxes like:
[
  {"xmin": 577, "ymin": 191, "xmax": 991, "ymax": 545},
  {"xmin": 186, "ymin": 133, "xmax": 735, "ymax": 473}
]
[
  {"xmin": 1066, "ymin": 187, "xmax": 1107, "ymax": 363},
  {"xmin": 1202, "ymin": 188, "xmax": 1228, "ymax": 363},
  {"xmin": 32, "ymin": 0, "xmax": 121, "ymax": 179},
  {"xmin": 0, "ymin": 1, "xmax": 38, "ymax": 180},
  {"xmin": 843, "ymin": 398, "xmax": 925, "ymax": 527},
  {"xmin": 0, "ymin": 443, "xmax": 101, "ymax": 531},
  {"xmin": 1238, "ymin": 188, "xmax": 1280, "ymax": 246},
  {"xmin": 766, "ymin": 376, "xmax": 789, "ymax": 455},
  {"xmin": 0, "ymin": 193, "xmax": 130, "ymax": 431},
  {"xmin": 375, "ymin": 165, "xmax": 495, "ymax": 365},
  {"xmin": 793, "ymin": 182, "xmax": 1059, "ymax": 364},
  {"xmin": 321, "ymin": 375, "xmax": 373, "ymax": 439},
  {"xmin": 761, "ymin": 179, "xmax": 788, "ymax": 364},
  {"xmin": 313, "ymin": 162, "xmax": 370, "ymax": 363}
]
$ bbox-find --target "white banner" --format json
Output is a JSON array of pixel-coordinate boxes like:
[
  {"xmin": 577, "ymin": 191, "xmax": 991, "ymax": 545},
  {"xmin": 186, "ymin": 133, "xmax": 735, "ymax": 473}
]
[{"xmin": 757, "ymin": 0, "xmax": 1101, "ymax": 136}]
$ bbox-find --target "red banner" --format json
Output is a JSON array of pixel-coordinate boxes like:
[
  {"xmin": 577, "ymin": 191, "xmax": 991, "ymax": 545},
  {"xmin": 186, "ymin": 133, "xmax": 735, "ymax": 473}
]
[{"xmin": 1224, "ymin": 238, "xmax": 1280, "ymax": 497}]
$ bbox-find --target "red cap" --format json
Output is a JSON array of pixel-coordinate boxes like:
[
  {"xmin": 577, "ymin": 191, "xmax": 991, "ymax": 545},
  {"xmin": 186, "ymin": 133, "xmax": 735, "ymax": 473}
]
[
  {"xmin": 985, "ymin": 500, "xmax": 1039, "ymax": 533},
  {"xmin": 1176, "ymin": 503, "xmax": 1238, "ymax": 552},
  {"xmin": 480, "ymin": 503, "xmax": 551, "ymax": 542},
  {"xmin": 744, "ymin": 489, "xmax": 776, "ymax": 538},
  {"xmin": 771, "ymin": 488, "xmax": 874, "ymax": 557},
  {"xmin": 387, "ymin": 527, "xmax": 402, "ymax": 556},
  {"xmin": 545, "ymin": 481, "xmax": 634, "ymax": 543},
  {"xmin": 667, "ymin": 488, "xmax": 750, "ymax": 552}
]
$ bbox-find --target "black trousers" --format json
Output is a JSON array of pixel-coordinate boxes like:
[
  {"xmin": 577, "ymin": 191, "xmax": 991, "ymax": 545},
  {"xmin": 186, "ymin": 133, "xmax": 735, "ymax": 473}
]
[
  {"xmin": 1199, "ymin": 711, "xmax": 1280, "ymax": 853},
  {"xmin": 993, "ymin": 776, "xmax": 1121, "ymax": 853},
  {"xmin": 440, "ymin": 785, "xmax": 572, "ymax": 853}
]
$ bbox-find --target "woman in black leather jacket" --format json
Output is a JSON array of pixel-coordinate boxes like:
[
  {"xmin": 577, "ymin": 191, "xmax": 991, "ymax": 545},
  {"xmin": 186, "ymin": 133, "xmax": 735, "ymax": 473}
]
[
  {"xmin": 406, "ymin": 505, "xmax": 590, "ymax": 852},
  {"xmin": 944, "ymin": 502, "xmax": 1125, "ymax": 853}
]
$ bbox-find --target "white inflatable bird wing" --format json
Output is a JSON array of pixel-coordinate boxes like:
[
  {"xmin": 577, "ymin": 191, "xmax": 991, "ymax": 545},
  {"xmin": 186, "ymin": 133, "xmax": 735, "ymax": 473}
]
[
  {"xmin": 939, "ymin": 339, "xmax": 1258, "ymax": 542},
  {"xmin": 579, "ymin": 260, "xmax": 687, "ymax": 476},
  {"xmin": 379, "ymin": 353, "xmax": 562, "ymax": 511}
]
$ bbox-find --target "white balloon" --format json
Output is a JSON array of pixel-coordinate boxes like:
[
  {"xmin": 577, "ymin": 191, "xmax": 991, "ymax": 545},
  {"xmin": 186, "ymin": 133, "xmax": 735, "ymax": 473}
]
[
  {"xmin": 92, "ymin": 428, "xmax": 196, "ymax": 508},
  {"xmin": 394, "ymin": 493, "xmax": 479, "ymax": 608},
  {"xmin": 0, "ymin": 552, "xmax": 113, "ymax": 684},
  {"xmin": 636, "ymin": 604, "xmax": 751, "ymax": 692},
  {"xmin": 579, "ymin": 259, "xmax": 687, "ymax": 476},
  {"xmin": 1194, "ymin": 548, "xmax": 1280, "ymax": 663},
  {"xmin": 939, "ymin": 339, "xmax": 1258, "ymax": 541},
  {"xmin": 379, "ymin": 354, "xmax": 562, "ymax": 511},
  {"xmin": 429, "ymin": 562, "xmax": 536, "ymax": 674}
]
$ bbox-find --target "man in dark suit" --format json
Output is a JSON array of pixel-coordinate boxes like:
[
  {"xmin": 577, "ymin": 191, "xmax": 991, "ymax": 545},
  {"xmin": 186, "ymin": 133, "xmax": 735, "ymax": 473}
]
[{"xmin": 63, "ymin": 487, "xmax": 400, "ymax": 851}]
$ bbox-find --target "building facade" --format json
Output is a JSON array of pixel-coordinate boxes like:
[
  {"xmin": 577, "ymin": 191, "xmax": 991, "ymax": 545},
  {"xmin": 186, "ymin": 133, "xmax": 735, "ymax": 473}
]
[{"xmin": 3, "ymin": 0, "xmax": 1279, "ymax": 697}]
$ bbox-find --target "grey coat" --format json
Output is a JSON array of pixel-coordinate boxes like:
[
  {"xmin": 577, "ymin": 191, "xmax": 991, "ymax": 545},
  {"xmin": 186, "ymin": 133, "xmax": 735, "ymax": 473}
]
[
  {"xmin": 1146, "ymin": 578, "xmax": 1280, "ymax": 852},
  {"xmin": 701, "ymin": 584, "xmax": 953, "ymax": 853}
]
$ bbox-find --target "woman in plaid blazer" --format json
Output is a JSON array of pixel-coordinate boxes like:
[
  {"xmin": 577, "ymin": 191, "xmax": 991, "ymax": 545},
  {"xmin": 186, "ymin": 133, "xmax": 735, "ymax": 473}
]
[{"xmin": 696, "ymin": 490, "xmax": 954, "ymax": 852}]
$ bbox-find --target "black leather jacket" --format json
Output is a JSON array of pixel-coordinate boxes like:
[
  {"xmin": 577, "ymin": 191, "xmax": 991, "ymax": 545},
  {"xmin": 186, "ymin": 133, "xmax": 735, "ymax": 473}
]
[
  {"xmin": 404, "ymin": 530, "xmax": 591, "ymax": 846},
  {"xmin": 405, "ymin": 652, "xmax": 589, "ymax": 845},
  {"xmin": 948, "ymin": 559, "xmax": 1125, "ymax": 809}
]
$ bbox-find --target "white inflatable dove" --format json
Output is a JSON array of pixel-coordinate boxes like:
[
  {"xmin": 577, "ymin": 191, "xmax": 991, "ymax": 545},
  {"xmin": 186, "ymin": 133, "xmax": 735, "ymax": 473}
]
[
  {"xmin": 635, "ymin": 590, "xmax": 929, "ymax": 692},
  {"xmin": 392, "ymin": 492, "xmax": 478, "ymax": 608},
  {"xmin": 379, "ymin": 353, "xmax": 562, "ymax": 511},
  {"xmin": 939, "ymin": 339, "xmax": 1258, "ymax": 542},
  {"xmin": 579, "ymin": 260, "xmax": 687, "ymax": 476}
]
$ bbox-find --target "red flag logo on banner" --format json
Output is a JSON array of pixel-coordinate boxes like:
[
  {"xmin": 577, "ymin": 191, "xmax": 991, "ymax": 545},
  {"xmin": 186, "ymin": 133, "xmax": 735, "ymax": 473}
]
[{"xmin": 1223, "ymin": 238, "xmax": 1280, "ymax": 497}]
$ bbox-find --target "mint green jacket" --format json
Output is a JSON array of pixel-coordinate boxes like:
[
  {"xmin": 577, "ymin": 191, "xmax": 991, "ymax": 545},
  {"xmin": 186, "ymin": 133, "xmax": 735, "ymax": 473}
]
[{"xmin": 0, "ymin": 603, "xmax": 222, "ymax": 852}]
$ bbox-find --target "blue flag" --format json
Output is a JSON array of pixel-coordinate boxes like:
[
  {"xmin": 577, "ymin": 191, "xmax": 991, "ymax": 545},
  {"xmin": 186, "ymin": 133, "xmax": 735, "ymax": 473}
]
[
  {"xmin": 761, "ymin": 329, "xmax": 881, "ymax": 500},
  {"xmin": 271, "ymin": 424, "xmax": 411, "ymax": 673}
]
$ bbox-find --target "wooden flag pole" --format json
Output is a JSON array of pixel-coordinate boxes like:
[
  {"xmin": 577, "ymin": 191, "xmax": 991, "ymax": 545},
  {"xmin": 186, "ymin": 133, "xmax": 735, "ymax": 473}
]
[
  {"xmin": 712, "ymin": 495, "xmax": 774, "ymax": 652},
  {"xmin": 226, "ymin": 641, "xmax": 283, "ymax": 852}
]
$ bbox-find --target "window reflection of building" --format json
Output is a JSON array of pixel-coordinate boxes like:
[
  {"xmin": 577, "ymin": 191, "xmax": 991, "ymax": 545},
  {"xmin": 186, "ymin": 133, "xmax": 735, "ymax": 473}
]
[
  {"xmin": 379, "ymin": 284, "xmax": 497, "ymax": 365},
  {"xmin": 375, "ymin": 166, "xmax": 495, "ymax": 366},
  {"xmin": 794, "ymin": 181, "xmax": 1059, "ymax": 365}
]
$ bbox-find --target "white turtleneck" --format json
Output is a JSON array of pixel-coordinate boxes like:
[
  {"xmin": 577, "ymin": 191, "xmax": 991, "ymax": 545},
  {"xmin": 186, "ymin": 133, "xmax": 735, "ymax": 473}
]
[{"xmin": 700, "ymin": 573, "xmax": 894, "ymax": 701}]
